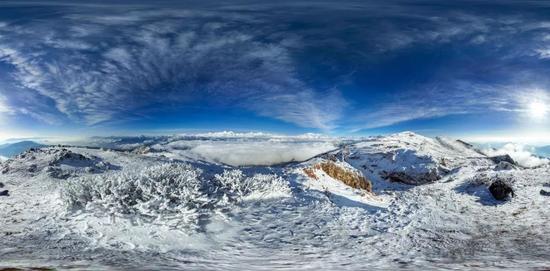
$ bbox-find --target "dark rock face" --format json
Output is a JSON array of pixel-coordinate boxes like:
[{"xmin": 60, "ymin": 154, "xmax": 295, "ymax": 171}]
[
  {"xmin": 489, "ymin": 155, "xmax": 517, "ymax": 166},
  {"xmin": 489, "ymin": 180, "xmax": 514, "ymax": 200},
  {"xmin": 494, "ymin": 161, "xmax": 519, "ymax": 171},
  {"xmin": 0, "ymin": 182, "xmax": 3, "ymax": 188},
  {"xmin": 383, "ymin": 170, "xmax": 442, "ymax": 185},
  {"xmin": 540, "ymin": 190, "xmax": 550, "ymax": 196},
  {"xmin": 0, "ymin": 190, "xmax": 9, "ymax": 196}
]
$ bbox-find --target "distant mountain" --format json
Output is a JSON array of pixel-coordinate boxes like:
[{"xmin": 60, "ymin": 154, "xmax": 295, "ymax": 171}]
[{"xmin": 0, "ymin": 141, "xmax": 46, "ymax": 158}]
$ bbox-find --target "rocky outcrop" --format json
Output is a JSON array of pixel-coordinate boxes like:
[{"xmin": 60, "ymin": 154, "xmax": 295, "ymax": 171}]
[
  {"xmin": 382, "ymin": 169, "xmax": 442, "ymax": 185},
  {"xmin": 303, "ymin": 161, "xmax": 372, "ymax": 192},
  {"xmin": 489, "ymin": 180, "xmax": 514, "ymax": 200},
  {"xmin": 1, "ymin": 148, "xmax": 116, "ymax": 178},
  {"xmin": 346, "ymin": 132, "xmax": 491, "ymax": 186},
  {"xmin": 494, "ymin": 161, "xmax": 520, "ymax": 171},
  {"xmin": 489, "ymin": 155, "xmax": 517, "ymax": 166}
]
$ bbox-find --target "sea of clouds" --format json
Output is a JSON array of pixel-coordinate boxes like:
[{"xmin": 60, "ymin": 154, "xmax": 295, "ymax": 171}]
[{"xmin": 483, "ymin": 143, "xmax": 549, "ymax": 167}]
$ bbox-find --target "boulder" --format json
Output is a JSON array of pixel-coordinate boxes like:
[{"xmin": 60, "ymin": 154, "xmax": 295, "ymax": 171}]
[
  {"xmin": 494, "ymin": 161, "xmax": 519, "ymax": 171},
  {"xmin": 540, "ymin": 190, "xmax": 550, "ymax": 196},
  {"xmin": 489, "ymin": 155, "xmax": 517, "ymax": 166},
  {"xmin": 0, "ymin": 182, "xmax": 3, "ymax": 188},
  {"xmin": 0, "ymin": 190, "xmax": 9, "ymax": 196},
  {"xmin": 383, "ymin": 169, "xmax": 442, "ymax": 185},
  {"xmin": 488, "ymin": 180, "xmax": 514, "ymax": 200}
]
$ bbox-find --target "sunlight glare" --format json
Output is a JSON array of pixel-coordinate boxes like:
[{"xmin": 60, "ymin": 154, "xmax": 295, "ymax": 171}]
[{"xmin": 527, "ymin": 101, "xmax": 547, "ymax": 119}]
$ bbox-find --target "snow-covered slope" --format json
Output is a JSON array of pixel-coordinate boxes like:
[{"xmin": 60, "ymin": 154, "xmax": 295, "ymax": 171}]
[
  {"xmin": 345, "ymin": 132, "xmax": 492, "ymax": 185},
  {"xmin": 0, "ymin": 132, "xmax": 549, "ymax": 270}
]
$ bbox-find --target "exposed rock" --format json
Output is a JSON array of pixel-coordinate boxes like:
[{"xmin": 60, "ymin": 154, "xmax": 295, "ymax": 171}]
[
  {"xmin": 0, "ymin": 182, "xmax": 3, "ymax": 188},
  {"xmin": 540, "ymin": 190, "xmax": 550, "ymax": 196},
  {"xmin": 305, "ymin": 161, "xmax": 372, "ymax": 192},
  {"xmin": 494, "ymin": 161, "xmax": 519, "ymax": 171},
  {"xmin": 489, "ymin": 180, "xmax": 514, "ymax": 200},
  {"xmin": 455, "ymin": 139, "xmax": 474, "ymax": 148},
  {"xmin": 383, "ymin": 169, "xmax": 441, "ymax": 185},
  {"xmin": 489, "ymin": 155, "xmax": 517, "ymax": 166},
  {"xmin": 28, "ymin": 164, "xmax": 38, "ymax": 173},
  {"xmin": 44, "ymin": 166, "xmax": 71, "ymax": 179},
  {"xmin": 131, "ymin": 146, "xmax": 153, "ymax": 155},
  {"xmin": 2, "ymin": 147, "xmax": 116, "ymax": 177},
  {"xmin": 0, "ymin": 190, "xmax": 9, "ymax": 196}
]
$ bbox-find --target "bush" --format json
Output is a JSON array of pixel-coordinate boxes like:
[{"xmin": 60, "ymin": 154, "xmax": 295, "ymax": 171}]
[
  {"xmin": 64, "ymin": 163, "xmax": 208, "ymax": 230},
  {"xmin": 214, "ymin": 169, "xmax": 291, "ymax": 203}
]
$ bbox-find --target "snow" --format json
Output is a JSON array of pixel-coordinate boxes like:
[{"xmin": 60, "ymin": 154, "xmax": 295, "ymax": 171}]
[{"xmin": 0, "ymin": 132, "xmax": 549, "ymax": 270}]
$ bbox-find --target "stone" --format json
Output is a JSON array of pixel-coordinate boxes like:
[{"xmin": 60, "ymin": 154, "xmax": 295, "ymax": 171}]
[
  {"xmin": 494, "ymin": 161, "xmax": 519, "ymax": 171},
  {"xmin": 0, "ymin": 190, "xmax": 9, "ymax": 196},
  {"xmin": 489, "ymin": 155, "xmax": 517, "ymax": 166},
  {"xmin": 488, "ymin": 180, "xmax": 514, "ymax": 200}
]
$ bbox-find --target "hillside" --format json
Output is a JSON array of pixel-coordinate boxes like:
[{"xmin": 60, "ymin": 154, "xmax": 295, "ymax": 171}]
[
  {"xmin": 0, "ymin": 141, "xmax": 46, "ymax": 158},
  {"xmin": 0, "ymin": 132, "xmax": 549, "ymax": 270}
]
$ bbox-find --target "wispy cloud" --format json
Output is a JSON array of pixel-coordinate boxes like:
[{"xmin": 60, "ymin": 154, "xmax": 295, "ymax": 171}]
[
  {"xmin": 350, "ymin": 82, "xmax": 550, "ymax": 131},
  {"xmin": 0, "ymin": 7, "xmax": 345, "ymax": 130},
  {"xmin": 1, "ymin": 1, "xmax": 550, "ymax": 134}
]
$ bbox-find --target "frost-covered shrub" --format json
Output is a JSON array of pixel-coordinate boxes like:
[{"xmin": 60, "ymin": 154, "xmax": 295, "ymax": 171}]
[
  {"xmin": 64, "ymin": 163, "xmax": 208, "ymax": 230},
  {"xmin": 214, "ymin": 170, "xmax": 291, "ymax": 203}
]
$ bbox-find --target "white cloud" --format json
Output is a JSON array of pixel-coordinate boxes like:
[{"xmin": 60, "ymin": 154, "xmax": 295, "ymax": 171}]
[
  {"xmin": 189, "ymin": 141, "xmax": 337, "ymax": 166},
  {"xmin": 0, "ymin": 8, "xmax": 344, "ymax": 129},
  {"xmin": 0, "ymin": 95, "xmax": 11, "ymax": 114},
  {"xmin": 351, "ymin": 82, "xmax": 550, "ymax": 130},
  {"xmin": 483, "ymin": 143, "xmax": 549, "ymax": 168},
  {"xmin": 354, "ymin": 81, "xmax": 521, "ymax": 130}
]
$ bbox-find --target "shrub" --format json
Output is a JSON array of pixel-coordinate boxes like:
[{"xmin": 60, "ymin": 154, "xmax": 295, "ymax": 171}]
[
  {"xmin": 214, "ymin": 169, "xmax": 291, "ymax": 203},
  {"xmin": 64, "ymin": 163, "xmax": 208, "ymax": 230}
]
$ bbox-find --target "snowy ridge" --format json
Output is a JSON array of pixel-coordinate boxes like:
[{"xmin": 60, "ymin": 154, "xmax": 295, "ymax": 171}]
[
  {"xmin": 344, "ymin": 132, "xmax": 493, "ymax": 185},
  {"xmin": 0, "ymin": 132, "xmax": 549, "ymax": 270}
]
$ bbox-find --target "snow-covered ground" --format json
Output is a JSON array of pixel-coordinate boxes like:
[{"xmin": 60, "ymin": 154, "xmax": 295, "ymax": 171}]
[{"xmin": 0, "ymin": 132, "xmax": 549, "ymax": 270}]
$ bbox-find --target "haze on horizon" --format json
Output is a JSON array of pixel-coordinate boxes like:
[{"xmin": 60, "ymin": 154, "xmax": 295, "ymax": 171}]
[{"xmin": 0, "ymin": 0, "xmax": 549, "ymax": 143}]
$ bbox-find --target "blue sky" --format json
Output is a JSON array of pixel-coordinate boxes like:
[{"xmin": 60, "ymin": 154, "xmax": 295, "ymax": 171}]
[{"xmin": 0, "ymin": 0, "xmax": 549, "ymax": 142}]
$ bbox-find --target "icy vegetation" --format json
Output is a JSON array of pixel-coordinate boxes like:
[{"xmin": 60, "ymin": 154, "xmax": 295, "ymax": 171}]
[
  {"xmin": 64, "ymin": 164, "xmax": 207, "ymax": 231},
  {"xmin": 0, "ymin": 132, "xmax": 549, "ymax": 270},
  {"xmin": 214, "ymin": 170, "xmax": 291, "ymax": 202}
]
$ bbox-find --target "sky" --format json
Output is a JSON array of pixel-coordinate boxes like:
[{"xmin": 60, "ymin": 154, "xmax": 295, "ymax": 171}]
[{"xmin": 0, "ymin": 0, "xmax": 549, "ymax": 143}]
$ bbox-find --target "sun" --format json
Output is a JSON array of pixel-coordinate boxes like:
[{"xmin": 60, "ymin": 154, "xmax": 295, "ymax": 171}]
[{"xmin": 527, "ymin": 101, "xmax": 547, "ymax": 119}]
